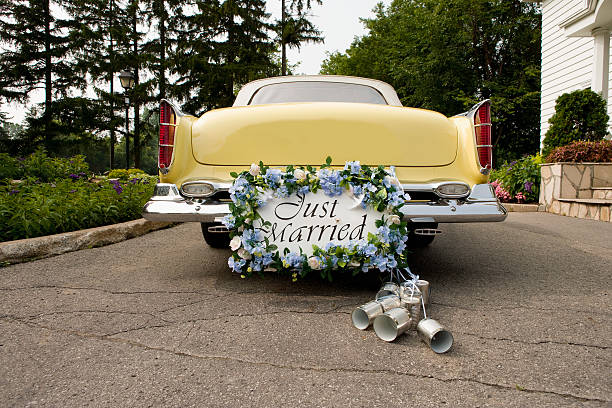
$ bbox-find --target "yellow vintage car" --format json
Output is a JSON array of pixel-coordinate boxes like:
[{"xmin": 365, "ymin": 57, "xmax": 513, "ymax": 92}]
[{"xmin": 143, "ymin": 75, "xmax": 507, "ymax": 248}]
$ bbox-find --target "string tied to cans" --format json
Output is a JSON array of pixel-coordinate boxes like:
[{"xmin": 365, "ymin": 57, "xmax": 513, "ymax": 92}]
[{"xmin": 351, "ymin": 267, "xmax": 453, "ymax": 354}]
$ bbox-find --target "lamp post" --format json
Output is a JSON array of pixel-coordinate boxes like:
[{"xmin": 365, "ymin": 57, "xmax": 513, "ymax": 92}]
[{"xmin": 118, "ymin": 70, "xmax": 135, "ymax": 169}]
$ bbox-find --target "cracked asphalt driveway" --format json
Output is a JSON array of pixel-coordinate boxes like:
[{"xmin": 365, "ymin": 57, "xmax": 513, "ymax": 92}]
[{"xmin": 0, "ymin": 212, "xmax": 610, "ymax": 407}]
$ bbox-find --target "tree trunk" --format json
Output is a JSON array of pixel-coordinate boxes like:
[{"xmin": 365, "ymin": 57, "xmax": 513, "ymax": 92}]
[
  {"xmin": 159, "ymin": 0, "xmax": 166, "ymax": 100},
  {"xmin": 109, "ymin": 0, "xmax": 115, "ymax": 169},
  {"xmin": 132, "ymin": 1, "xmax": 141, "ymax": 169},
  {"xmin": 281, "ymin": 0, "xmax": 286, "ymax": 76},
  {"xmin": 43, "ymin": 0, "xmax": 52, "ymax": 148}
]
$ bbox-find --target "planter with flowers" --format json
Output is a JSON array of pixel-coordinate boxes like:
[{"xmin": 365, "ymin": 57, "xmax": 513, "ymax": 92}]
[{"xmin": 539, "ymin": 140, "xmax": 612, "ymax": 221}]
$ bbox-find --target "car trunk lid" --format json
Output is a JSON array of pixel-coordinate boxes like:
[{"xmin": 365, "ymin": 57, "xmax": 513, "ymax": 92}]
[{"xmin": 191, "ymin": 102, "xmax": 457, "ymax": 167}]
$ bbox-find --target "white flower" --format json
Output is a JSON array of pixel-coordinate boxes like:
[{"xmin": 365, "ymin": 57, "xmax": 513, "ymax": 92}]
[
  {"xmin": 245, "ymin": 218, "xmax": 252, "ymax": 224},
  {"xmin": 384, "ymin": 175, "xmax": 401, "ymax": 187},
  {"xmin": 349, "ymin": 260, "xmax": 361, "ymax": 267},
  {"xmin": 389, "ymin": 214, "xmax": 401, "ymax": 225},
  {"xmin": 249, "ymin": 163, "xmax": 260, "ymax": 177},
  {"xmin": 308, "ymin": 257, "xmax": 321, "ymax": 270},
  {"xmin": 230, "ymin": 236, "xmax": 242, "ymax": 251},
  {"xmin": 238, "ymin": 248, "xmax": 252, "ymax": 260},
  {"xmin": 294, "ymin": 168, "xmax": 306, "ymax": 180}
]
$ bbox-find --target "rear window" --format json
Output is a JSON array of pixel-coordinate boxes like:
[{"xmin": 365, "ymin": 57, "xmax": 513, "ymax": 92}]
[{"xmin": 248, "ymin": 81, "xmax": 388, "ymax": 105}]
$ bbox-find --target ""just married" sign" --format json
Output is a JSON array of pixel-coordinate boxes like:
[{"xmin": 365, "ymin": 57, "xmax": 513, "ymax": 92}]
[{"xmin": 256, "ymin": 191, "xmax": 379, "ymax": 255}]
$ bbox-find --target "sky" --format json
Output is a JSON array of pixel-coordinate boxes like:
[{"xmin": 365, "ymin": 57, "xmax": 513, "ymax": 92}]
[
  {"xmin": 266, "ymin": 0, "xmax": 391, "ymax": 75},
  {"xmin": 5, "ymin": 0, "xmax": 392, "ymax": 124}
]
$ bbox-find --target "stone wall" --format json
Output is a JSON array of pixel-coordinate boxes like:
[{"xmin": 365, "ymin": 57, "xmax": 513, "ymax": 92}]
[{"xmin": 540, "ymin": 163, "xmax": 612, "ymax": 222}]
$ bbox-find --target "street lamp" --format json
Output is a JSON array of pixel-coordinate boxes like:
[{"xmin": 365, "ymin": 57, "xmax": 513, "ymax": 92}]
[{"xmin": 118, "ymin": 70, "xmax": 135, "ymax": 169}]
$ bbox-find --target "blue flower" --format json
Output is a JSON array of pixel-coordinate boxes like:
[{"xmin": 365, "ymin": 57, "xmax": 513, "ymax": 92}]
[
  {"xmin": 344, "ymin": 161, "xmax": 361, "ymax": 175},
  {"xmin": 241, "ymin": 229, "xmax": 263, "ymax": 252},
  {"xmin": 265, "ymin": 169, "xmax": 282, "ymax": 186},
  {"xmin": 388, "ymin": 191, "xmax": 406, "ymax": 207},
  {"xmin": 319, "ymin": 169, "xmax": 344, "ymax": 197},
  {"xmin": 361, "ymin": 243, "xmax": 377, "ymax": 256},
  {"xmin": 298, "ymin": 185, "xmax": 310, "ymax": 195},
  {"xmin": 372, "ymin": 255, "xmax": 389, "ymax": 272},
  {"xmin": 229, "ymin": 177, "xmax": 253, "ymax": 204},
  {"xmin": 282, "ymin": 252, "xmax": 305, "ymax": 270},
  {"xmin": 524, "ymin": 181, "xmax": 534, "ymax": 193},
  {"xmin": 262, "ymin": 252, "xmax": 274, "ymax": 266},
  {"xmin": 377, "ymin": 225, "xmax": 391, "ymax": 244},
  {"xmin": 221, "ymin": 214, "xmax": 236, "ymax": 229},
  {"xmin": 324, "ymin": 242, "xmax": 337, "ymax": 252},
  {"xmin": 274, "ymin": 185, "xmax": 289, "ymax": 198},
  {"xmin": 351, "ymin": 184, "xmax": 363, "ymax": 197},
  {"xmin": 228, "ymin": 257, "xmax": 246, "ymax": 273},
  {"xmin": 395, "ymin": 240, "xmax": 406, "ymax": 255}
]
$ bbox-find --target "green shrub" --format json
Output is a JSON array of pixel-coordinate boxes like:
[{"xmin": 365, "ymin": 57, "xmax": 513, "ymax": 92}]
[
  {"xmin": 0, "ymin": 154, "xmax": 22, "ymax": 180},
  {"xmin": 545, "ymin": 140, "xmax": 612, "ymax": 163},
  {"xmin": 0, "ymin": 149, "xmax": 89, "ymax": 182},
  {"xmin": 127, "ymin": 168, "xmax": 146, "ymax": 175},
  {"xmin": 0, "ymin": 177, "xmax": 156, "ymax": 242},
  {"xmin": 490, "ymin": 155, "xmax": 542, "ymax": 203},
  {"xmin": 108, "ymin": 169, "xmax": 129, "ymax": 180},
  {"xmin": 542, "ymin": 89, "xmax": 609, "ymax": 156}
]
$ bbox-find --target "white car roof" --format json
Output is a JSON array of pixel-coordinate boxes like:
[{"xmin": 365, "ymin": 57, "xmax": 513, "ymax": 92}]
[{"xmin": 233, "ymin": 75, "xmax": 403, "ymax": 107}]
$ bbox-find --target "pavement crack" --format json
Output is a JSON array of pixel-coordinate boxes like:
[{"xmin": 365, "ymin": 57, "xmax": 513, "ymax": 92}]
[
  {"xmin": 433, "ymin": 301, "xmax": 612, "ymax": 317},
  {"xmin": 457, "ymin": 330, "xmax": 610, "ymax": 350},
  {"xmin": 5, "ymin": 315, "xmax": 607, "ymax": 405},
  {"xmin": 23, "ymin": 309, "xmax": 172, "ymax": 322},
  {"xmin": 0, "ymin": 285, "xmax": 215, "ymax": 296}
]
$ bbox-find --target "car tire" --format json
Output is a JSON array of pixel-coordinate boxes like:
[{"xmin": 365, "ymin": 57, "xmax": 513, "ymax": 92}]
[
  {"xmin": 200, "ymin": 223, "xmax": 230, "ymax": 249},
  {"xmin": 408, "ymin": 223, "xmax": 438, "ymax": 247}
]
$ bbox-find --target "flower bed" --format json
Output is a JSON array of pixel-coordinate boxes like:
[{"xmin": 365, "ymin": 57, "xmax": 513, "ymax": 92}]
[
  {"xmin": 490, "ymin": 155, "xmax": 541, "ymax": 203},
  {"xmin": 0, "ymin": 151, "xmax": 156, "ymax": 242}
]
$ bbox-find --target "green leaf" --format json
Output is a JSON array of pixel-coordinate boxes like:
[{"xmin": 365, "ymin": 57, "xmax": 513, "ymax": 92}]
[
  {"xmin": 230, "ymin": 172, "xmax": 238, "ymax": 178},
  {"xmin": 376, "ymin": 188, "xmax": 387, "ymax": 199},
  {"xmin": 326, "ymin": 156, "xmax": 332, "ymax": 165}
]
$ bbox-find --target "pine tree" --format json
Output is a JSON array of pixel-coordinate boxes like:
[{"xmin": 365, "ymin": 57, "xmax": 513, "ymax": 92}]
[
  {"xmin": 173, "ymin": 0, "xmax": 277, "ymax": 114},
  {"xmin": 65, "ymin": 0, "xmax": 131, "ymax": 168},
  {"xmin": 0, "ymin": 0, "xmax": 79, "ymax": 149}
]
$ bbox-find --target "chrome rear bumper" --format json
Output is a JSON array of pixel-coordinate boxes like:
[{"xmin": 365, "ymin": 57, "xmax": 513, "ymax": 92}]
[{"xmin": 142, "ymin": 183, "xmax": 507, "ymax": 224}]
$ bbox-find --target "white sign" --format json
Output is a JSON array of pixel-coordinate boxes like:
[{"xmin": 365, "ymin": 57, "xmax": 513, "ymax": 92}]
[{"xmin": 255, "ymin": 191, "xmax": 379, "ymax": 256}]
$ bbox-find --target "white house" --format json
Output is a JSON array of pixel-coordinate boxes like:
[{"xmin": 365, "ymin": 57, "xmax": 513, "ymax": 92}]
[{"xmin": 535, "ymin": 0, "xmax": 612, "ymax": 145}]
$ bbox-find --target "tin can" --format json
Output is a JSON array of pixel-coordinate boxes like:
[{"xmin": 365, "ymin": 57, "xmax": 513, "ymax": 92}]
[
  {"xmin": 375, "ymin": 282, "xmax": 400, "ymax": 300},
  {"xmin": 416, "ymin": 318, "xmax": 453, "ymax": 354},
  {"xmin": 351, "ymin": 300, "xmax": 384, "ymax": 330},
  {"xmin": 373, "ymin": 307, "xmax": 412, "ymax": 342}
]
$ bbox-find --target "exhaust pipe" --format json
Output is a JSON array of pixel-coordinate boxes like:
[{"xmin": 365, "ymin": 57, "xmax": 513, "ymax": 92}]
[
  {"xmin": 414, "ymin": 228, "xmax": 442, "ymax": 236},
  {"xmin": 207, "ymin": 225, "xmax": 229, "ymax": 234}
]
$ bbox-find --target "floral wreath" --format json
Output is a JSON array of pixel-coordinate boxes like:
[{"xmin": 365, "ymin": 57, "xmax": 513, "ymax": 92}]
[{"xmin": 222, "ymin": 157, "xmax": 411, "ymax": 281}]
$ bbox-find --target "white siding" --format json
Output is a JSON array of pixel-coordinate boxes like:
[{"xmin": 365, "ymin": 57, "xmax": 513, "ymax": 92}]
[{"xmin": 539, "ymin": 0, "xmax": 611, "ymax": 145}]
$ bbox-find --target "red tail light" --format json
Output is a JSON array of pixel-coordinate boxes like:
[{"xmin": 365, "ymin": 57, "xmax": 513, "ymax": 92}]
[
  {"xmin": 159, "ymin": 101, "xmax": 176, "ymax": 172},
  {"xmin": 474, "ymin": 100, "xmax": 492, "ymax": 172}
]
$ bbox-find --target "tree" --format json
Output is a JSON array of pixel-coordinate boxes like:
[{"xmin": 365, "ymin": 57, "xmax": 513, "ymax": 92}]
[
  {"xmin": 278, "ymin": 0, "xmax": 323, "ymax": 75},
  {"xmin": 321, "ymin": 0, "xmax": 541, "ymax": 165},
  {"xmin": 172, "ymin": 0, "xmax": 277, "ymax": 114},
  {"xmin": 65, "ymin": 0, "xmax": 131, "ymax": 169},
  {"xmin": 0, "ymin": 0, "xmax": 80, "ymax": 149}
]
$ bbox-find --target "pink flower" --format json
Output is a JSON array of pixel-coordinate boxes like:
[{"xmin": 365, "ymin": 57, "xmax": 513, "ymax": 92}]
[{"xmin": 494, "ymin": 184, "xmax": 512, "ymax": 202}]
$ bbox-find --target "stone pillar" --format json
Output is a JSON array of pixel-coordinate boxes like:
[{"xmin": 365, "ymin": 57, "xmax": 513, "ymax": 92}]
[{"xmin": 591, "ymin": 28, "xmax": 610, "ymax": 101}]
